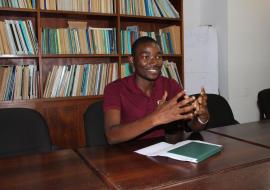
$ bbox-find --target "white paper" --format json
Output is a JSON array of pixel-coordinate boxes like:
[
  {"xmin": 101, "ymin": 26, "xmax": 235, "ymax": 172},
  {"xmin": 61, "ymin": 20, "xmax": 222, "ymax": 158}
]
[{"xmin": 135, "ymin": 142, "xmax": 172, "ymax": 156}]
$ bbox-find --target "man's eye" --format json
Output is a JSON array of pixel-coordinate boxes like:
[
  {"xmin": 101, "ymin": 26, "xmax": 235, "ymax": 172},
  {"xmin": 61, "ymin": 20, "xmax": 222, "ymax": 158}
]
[{"xmin": 142, "ymin": 55, "xmax": 150, "ymax": 59}]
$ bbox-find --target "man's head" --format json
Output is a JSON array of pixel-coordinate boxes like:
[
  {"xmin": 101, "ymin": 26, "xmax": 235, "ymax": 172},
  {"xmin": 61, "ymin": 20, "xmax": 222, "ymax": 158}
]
[{"xmin": 129, "ymin": 36, "xmax": 163, "ymax": 81}]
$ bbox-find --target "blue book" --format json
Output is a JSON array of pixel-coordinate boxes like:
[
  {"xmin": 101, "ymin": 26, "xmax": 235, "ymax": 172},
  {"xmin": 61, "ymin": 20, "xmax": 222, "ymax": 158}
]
[
  {"xmin": 144, "ymin": 0, "xmax": 150, "ymax": 16},
  {"xmin": 127, "ymin": 31, "xmax": 131, "ymax": 54},
  {"xmin": 6, "ymin": 66, "xmax": 16, "ymax": 101},
  {"xmin": 32, "ymin": 0, "xmax": 36, "ymax": 8},
  {"xmin": 85, "ymin": 30, "xmax": 91, "ymax": 54},
  {"xmin": 18, "ymin": 21, "xmax": 33, "ymax": 54},
  {"xmin": 153, "ymin": 0, "xmax": 164, "ymax": 17},
  {"xmin": 81, "ymin": 64, "xmax": 87, "ymax": 96},
  {"xmin": 166, "ymin": 33, "xmax": 174, "ymax": 54}
]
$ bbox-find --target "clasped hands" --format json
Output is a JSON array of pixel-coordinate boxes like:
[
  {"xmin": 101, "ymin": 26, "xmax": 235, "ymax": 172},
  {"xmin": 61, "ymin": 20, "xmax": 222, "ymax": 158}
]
[{"xmin": 153, "ymin": 88, "xmax": 209, "ymax": 126}]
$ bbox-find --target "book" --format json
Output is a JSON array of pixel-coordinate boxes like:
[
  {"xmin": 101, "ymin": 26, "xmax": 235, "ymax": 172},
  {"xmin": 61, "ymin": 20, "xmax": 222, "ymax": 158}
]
[{"xmin": 135, "ymin": 140, "xmax": 223, "ymax": 163}]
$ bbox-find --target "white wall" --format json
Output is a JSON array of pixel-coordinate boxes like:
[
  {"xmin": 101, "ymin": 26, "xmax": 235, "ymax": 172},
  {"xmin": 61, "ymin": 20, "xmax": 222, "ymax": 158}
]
[
  {"xmin": 227, "ymin": 0, "xmax": 270, "ymax": 122},
  {"xmin": 183, "ymin": 0, "xmax": 201, "ymax": 30},
  {"xmin": 184, "ymin": 0, "xmax": 270, "ymax": 123},
  {"xmin": 200, "ymin": 0, "xmax": 228, "ymax": 99}
]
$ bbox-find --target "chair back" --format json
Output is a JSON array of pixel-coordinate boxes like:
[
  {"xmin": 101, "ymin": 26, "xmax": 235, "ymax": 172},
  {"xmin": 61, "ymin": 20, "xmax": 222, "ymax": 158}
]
[
  {"xmin": 84, "ymin": 101, "xmax": 108, "ymax": 146},
  {"xmin": 0, "ymin": 108, "xmax": 52, "ymax": 158},
  {"xmin": 257, "ymin": 88, "xmax": 270, "ymax": 120},
  {"xmin": 193, "ymin": 94, "xmax": 239, "ymax": 128}
]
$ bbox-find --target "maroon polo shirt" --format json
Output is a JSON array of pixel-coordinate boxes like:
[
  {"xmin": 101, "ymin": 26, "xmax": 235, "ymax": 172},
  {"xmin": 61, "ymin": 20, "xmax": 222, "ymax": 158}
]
[{"xmin": 103, "ymin": 74, "xmax": 182, "ymax": 139}]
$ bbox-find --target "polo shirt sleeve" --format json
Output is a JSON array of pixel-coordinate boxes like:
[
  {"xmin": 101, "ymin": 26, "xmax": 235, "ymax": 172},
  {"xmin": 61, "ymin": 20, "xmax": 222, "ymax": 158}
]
[{"xmin": 103, "ymin": 82, "xmax": 121, "ymax": 112}]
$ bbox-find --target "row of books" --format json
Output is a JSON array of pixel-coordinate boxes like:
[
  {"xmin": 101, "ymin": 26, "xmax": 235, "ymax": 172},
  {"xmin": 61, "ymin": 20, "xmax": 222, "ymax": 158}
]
[
  {"xmin": 161, "ymin": 60, "xmax": 182, "ymax": 86},
  {"xmin": 40, "ymin": 0, "xmax": 115, "ymax": 13},
  {"xmin": 121, "ymin": 25, "xmax": 181, "ymax": 54},
  {"xmin": 0, "ymin": 20, "xmax": 38, "ymax": 55},
  {"xmin": 0, "ymin": 65, "xmax": 38, "ymax": 101},
  {"xmin": 42, "ymin": 27, "xmax": 117, "ymax": 54},
  {"xmin": 0, "ymin": 61, "xmax": 180, "ymax": 101},
  {"xmin": 1, "ymin": 0, "xmax": 179, "ymax": 19},
  {"xmin": 120, "ymin": 0, "xmax": 179, "ymax": 18},
  {"xmin": 121, "ymin": 60, "xmax": 182, "ymax": 86},
  {"xmin": 0, "ymin": 0, "xmax": 35, "ymax": 8},
  {"xmin": 43, "ymin": 63, "xmax": 118, "ymax": 98}
]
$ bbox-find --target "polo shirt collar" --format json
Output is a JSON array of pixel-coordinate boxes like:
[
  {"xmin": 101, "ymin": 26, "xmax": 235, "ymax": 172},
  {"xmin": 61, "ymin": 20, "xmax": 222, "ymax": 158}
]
[{"xmin": 126, "ymin": 74, "xmax": 162, "ymax": 97}]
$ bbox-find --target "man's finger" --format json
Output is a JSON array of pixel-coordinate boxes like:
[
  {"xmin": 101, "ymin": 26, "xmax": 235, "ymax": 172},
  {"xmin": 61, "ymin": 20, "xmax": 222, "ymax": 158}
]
[{"xmin": 161, "ymin": 91, "xmax": 168, "ymax": 102}]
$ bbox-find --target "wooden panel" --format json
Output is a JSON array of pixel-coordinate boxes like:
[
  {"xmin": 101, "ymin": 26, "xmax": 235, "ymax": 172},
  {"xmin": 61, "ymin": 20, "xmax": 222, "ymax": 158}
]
[{"xmin": 41, "ymin": 98, "xmax": 102, "ymax": 148}]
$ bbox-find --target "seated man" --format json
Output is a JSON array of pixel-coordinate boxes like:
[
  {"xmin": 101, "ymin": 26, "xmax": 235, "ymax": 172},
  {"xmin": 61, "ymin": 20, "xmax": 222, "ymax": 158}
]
[{"xmin": 103, "ymin": 36, "xmax": 209, "ymax": 144}]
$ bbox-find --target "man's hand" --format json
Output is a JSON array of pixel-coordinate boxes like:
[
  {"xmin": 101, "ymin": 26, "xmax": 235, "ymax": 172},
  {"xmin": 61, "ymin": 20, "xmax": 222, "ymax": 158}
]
[
  {"xmin": 193, "ymin": 87, "xmax": 209, "ymax": 124},
  {"xmin": 152, "ymin": 90, "xmax": 196, "ymax": 126}
]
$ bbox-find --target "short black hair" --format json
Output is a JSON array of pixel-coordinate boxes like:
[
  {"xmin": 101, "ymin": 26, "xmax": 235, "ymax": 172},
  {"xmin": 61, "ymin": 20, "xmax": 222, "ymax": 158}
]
[{"xmin": 131, "ymin": 36, "xmax": 159, "ymax": 57}]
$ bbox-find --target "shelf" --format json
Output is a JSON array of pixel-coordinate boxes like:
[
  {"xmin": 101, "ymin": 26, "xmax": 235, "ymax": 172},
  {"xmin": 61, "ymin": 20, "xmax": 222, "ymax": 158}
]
[
  {"xmin": 0, "ymin": 95, "xmax": 103, "ymax": 105},
  {"xmin": 120, "ymin": 14, "xmax": 180, "ymax": 21},
  {"xmin": 121, "ymin": 54, "xmax": 182, "ymax": 58},
  {"xmin": 0, "ymin": 55, "xmax": 39, "ymax": 59},
  {"xmin": 0, "ymin": 98, "xmax": 40, "ymax": 104},
  {"xmin": 0, "ymin": 8, "xmax": 37, "ymax": 16},
  {"xmin": 40, "ymin": 10, "xmax": 117, "ymax": 19},
  {"xmin": 41, "ymin": 54, "xmax": 119, "ymax": 58},
  {"xmin": 41, "ymin": 95, "xmax": 104, "ymax": 102}
]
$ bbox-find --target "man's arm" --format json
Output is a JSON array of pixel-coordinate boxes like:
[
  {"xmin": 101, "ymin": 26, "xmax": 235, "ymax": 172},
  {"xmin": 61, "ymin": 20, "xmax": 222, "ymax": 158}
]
[{"xmin": 104, "ymin": 91, "xmax": 196, "ymax": 144}]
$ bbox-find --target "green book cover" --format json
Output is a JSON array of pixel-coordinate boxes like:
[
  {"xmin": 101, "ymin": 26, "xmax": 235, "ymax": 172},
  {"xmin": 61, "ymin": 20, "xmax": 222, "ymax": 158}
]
[{"xmin": 168, "ymin": 141, "xmax": 223, "ymax": 163}]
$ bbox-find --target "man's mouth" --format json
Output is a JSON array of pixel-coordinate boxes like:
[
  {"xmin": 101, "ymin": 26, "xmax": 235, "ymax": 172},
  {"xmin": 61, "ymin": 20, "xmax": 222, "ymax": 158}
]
[{"xmin": 146, "ymin": 68, "xmax": 160, "ymax": 73}]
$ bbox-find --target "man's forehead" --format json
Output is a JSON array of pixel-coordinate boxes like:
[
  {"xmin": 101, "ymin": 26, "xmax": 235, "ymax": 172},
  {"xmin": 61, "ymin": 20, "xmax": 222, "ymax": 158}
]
[{"xmin": 136, "ymin": 42, "xmax": 161, "ymax": 52}]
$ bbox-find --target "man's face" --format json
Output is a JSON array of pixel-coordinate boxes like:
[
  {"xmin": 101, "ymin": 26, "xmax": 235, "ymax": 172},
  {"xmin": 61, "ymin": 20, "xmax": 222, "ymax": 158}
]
[{"xmin": 132, "ymin": 42, "xmax": 163, "ymax": 81}]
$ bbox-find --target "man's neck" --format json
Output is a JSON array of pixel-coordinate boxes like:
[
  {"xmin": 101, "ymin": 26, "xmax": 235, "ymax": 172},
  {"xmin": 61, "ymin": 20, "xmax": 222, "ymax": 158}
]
[{"xmin": 135, "ymin": 76, "xmax": 156, "ymax": 97}]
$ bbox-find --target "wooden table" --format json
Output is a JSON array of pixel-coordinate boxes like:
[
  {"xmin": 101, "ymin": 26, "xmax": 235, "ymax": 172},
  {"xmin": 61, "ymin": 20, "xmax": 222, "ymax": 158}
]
[
  {"xmin": 207, "ymin": 120, "xmax": 270, "ymax": 148},
  {"xmin": 78, "ymin": 131, "xmax": 270, "ymax": 190},
  {"xmin": 0, "ymin": 149, "xmax": 108, "ymax": 190}
]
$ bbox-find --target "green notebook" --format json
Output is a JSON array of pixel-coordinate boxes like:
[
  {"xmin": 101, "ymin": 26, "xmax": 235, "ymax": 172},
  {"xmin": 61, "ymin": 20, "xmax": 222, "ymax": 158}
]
[{"xmin": 168, "ymin": 141, "xmax": 223, "ymax": 163}]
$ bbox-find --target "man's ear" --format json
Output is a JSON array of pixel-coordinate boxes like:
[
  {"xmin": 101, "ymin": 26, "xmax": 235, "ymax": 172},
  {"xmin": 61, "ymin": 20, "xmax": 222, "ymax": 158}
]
[{"xmin": 128, "ymin": 56, "xmax": 135, "ymax": 67}]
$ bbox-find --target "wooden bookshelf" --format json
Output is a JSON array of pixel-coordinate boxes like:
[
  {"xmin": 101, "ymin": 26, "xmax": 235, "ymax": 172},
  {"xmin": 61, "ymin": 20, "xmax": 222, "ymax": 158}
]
[{"xmin": 0, "ymin": 0, "xmax": 183, "ymax": 148}]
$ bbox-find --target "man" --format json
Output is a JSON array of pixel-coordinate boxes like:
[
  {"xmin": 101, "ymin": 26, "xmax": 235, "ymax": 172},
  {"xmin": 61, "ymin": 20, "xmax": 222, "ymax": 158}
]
[{"xmin": 104, "ymin": 36, "xmax": 209, "ymax": 144}]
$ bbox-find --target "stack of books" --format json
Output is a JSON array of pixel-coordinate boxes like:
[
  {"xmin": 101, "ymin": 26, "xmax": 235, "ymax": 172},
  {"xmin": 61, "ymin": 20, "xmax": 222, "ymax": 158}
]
[
  {"xmin": 120, "ymin": 0, "xmax": 179, "ymax": 18},
  {"xmin": 0, "ymin": 65, "xmax": 38, "ymax": 101},
  {"xmin": 42, "ymin": 27, "xmax": 117, "ymax": 54},
  {"xmin": 0, "ymin": 20, "xmax": 38, "ymax": 55},
  {"xmin": 40, "ymin": 0, "xmax": 115, "ymax": 13},
  {"xmin": 0, "ymin": 0, "xmax": 35, "ymax": 8},
  {"xmin": 121, "ymin": 25, "xmax": 181, "ymax": 55},
  {"xmin": 43, "ymin": 62, "xmax": 118, "ymax": 98}
]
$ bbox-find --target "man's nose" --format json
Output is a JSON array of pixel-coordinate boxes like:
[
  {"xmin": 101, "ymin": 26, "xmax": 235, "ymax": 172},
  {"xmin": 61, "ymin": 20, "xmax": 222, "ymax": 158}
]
[{"xmin": 148, "ymin": 56, "xmax": 161, "ymax": 65}]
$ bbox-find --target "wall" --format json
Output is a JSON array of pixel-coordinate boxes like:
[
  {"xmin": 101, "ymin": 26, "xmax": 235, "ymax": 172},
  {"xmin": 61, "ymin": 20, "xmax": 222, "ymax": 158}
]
[
  {"xmin": 184, "ymin": 0, "xmax": 270, "ymax": 123},
  {"xmin": 200, "ymin": 0, "xmax": 228, "ymax": 99},
  {"xmin": 227, "ymin": 0, "xmax": 270, "ymax": 122},
  {"xmin": 183, "ymin": 0, "xmax": 201, "ymax": 30}
]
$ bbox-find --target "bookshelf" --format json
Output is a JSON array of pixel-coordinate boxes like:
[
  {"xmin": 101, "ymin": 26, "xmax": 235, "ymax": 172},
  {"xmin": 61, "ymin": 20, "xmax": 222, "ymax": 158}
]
[{"xmin": 0, "ymin": 0, "xmax": 183, "ymax": 148}]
